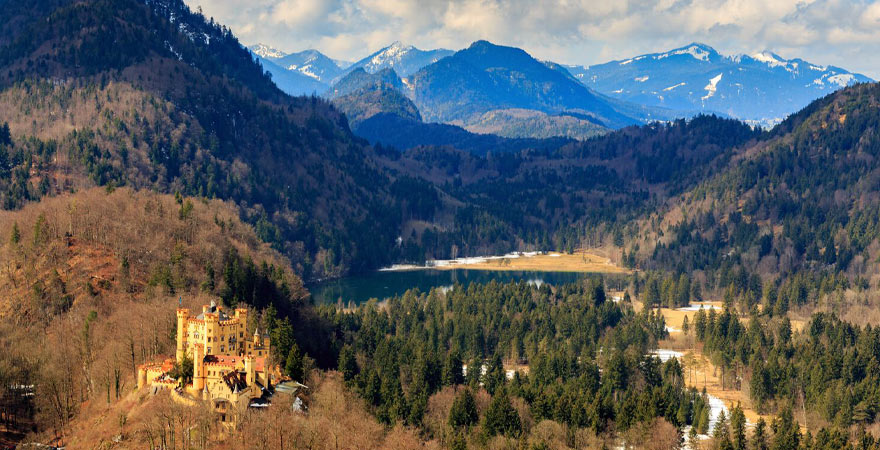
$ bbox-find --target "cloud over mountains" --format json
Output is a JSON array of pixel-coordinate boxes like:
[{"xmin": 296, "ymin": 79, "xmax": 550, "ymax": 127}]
[{"xmin": 186, "ymin": 0, "xmax": 880, "ymax": 78}]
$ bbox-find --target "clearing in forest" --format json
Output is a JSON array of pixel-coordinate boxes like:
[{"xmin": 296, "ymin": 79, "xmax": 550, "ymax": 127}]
[{"xmin": 431, "ymin": 250, "xmax": 630, "ymax": 273}]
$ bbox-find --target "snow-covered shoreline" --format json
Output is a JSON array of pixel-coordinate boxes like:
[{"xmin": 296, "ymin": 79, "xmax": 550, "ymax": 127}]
[{"xmin": 379, "ymin": 251, "xmax": 545, "ymax": 271}]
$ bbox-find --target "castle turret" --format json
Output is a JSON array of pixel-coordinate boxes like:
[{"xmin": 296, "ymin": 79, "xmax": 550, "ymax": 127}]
[
  {"xmin": 244, "ymin": 355, "xmax": 255, "ymax": 386},
  {"xmin": 262, "ymin": 331, "xmax": 271, "ymax": 354},
  {"xmin": 235, "ymin": 307, "xmax": 248, "ymax": 323},
  {"xmin": 193, "ymin": 343, "xmax": 205, "ymax": 392},
  {"xmin": 253, "ymin": 329, "xmax": 261, "ymax": 347},
  {"xmin": 176, "ymin": 308, "xmax": 190, "ymax": 363}
]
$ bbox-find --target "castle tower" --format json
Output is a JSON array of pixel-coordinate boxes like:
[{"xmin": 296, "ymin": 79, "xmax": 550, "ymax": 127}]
[
  {"xmin": 244, "ymin": 355, "xmax": 255, "ymax": 386},
  {"xmin": 235, "ymin": 307, "xmax": 248, "ymax": 323},
  {"xmin": 176, "ymin": 308, "xmax": 190, "ymax": 363},
  {"xmin": 205, "ymin": 308, "xmax": 219, "ymax": 353},
  {"xmin": 193, "ymin": 343, "xmax": 205, "ymax": 391}
]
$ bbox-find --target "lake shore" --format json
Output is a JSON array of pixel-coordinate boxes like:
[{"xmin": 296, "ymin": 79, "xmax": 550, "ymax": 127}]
[{"xmin": 382, "ymin": 250, "xmax": 631, "ymax": 274}]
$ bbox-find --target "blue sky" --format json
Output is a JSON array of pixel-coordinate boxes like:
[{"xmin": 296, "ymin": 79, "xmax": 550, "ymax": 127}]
[{"xmin": 186, "ymin": 0, "xmax": 880, "ymax": 78}]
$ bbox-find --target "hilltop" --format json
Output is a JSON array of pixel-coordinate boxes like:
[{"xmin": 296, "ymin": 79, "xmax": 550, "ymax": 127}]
[{"xmin": 0, "ymin": 188, "xmax": 309, "ymax": 444}]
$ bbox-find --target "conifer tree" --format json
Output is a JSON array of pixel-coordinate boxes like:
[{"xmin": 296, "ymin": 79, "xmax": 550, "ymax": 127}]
[
  {"xmin": 285, "ymin": 342, "xmax": 304, "ymax": 381},
  {"xmin": 442, "ymin": 351, "xmax": 464, "ymax": 386},
  {"xmin": 466, "ymin": 356, "xmax": 481, "ymax": 390},
  {"xmin": 730, "ymin": 404, "xmax": 746, "ymax": 450},
  {"xmin": 483, "ymin": 389, "xmax": 521, "ymax": 438},
  {"xmin": 714, "ymin": 410, "xmax": 732, "ymax": 450},
  {"xmin": 771, "ymin": 407, "xmax": 799, "ymax": 450},
  {"xmin": 338, "ymin": 345, "xmax": 358, "ymax": 382},
  {"xmin": 483, "ymin": 353, "xmax": 505, "ymax": 395},
  {"xmin": 751, "ymin": 418, "xmax": 769, "ymax": 450},
  {"xmin": 448, "ymin": 388, "xmax": 479, "ymax": 429},
  {"xmin": 9, "ymin": 222, "xmax": 20, "ymax": 245},
  {"xmin": 0, "ymin": 122, "xmax": 10, "ymax": 146}
]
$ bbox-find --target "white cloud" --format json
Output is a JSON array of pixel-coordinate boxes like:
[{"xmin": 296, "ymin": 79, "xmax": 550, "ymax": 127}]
[{"xmin": 184, "ymin": 0, "xmax": 880, "ymax": 78}]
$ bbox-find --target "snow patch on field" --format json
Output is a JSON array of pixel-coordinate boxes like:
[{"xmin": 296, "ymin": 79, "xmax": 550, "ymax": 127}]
[
  {"xmin": 676, "ymin": 303, "xmax": 722, "ymax": 312},
  {"xmin": 650, "ymin": 349, "xmax": 683, "ymax": 362}
]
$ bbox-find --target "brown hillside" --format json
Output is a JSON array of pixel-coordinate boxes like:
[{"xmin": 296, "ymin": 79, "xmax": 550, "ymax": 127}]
[{"xmin": 0, "ymin": 187, "xmax": 306, "ymax": 445}]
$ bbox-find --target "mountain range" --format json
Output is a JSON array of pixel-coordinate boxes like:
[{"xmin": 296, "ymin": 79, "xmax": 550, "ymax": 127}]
[
  {"xmin": 327, "ymin": 41, "xmax": 682, "ymax": 143},
  {"xmin": 252, "ymin": 40, "xmax": 872, "ymax": 142},
  {"xmin": 565, "ymin": 42, "xmax": 873, "ymax": 126}
]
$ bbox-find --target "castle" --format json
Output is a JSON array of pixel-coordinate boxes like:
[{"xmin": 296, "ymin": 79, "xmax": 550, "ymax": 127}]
[{"xmin": 138, "ymin": 300, "xmax": 278, "ymax": 424}]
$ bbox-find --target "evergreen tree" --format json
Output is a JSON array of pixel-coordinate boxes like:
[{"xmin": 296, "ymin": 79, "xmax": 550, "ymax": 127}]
[
  {"xmin": 483, "ymin": 389, "xmax": 521, "ymax": 438},
  {"xmin": 730, "ymin": 404, "xmax": 746, "ymax": 450},
  {"xmin": 442, "ymin": 351, "xmax": 464, "ymax": 386},
  {"xmin": 771, "ymin": 407, "xmax": 800, "ymax": 450},
  {"xmin": 448, "ymin": 388, "xmax": 479, "ymax": 429},
  {"xmin": 449, "ymin": 432, "xmax": 468, "ymax": 450},
  {"xmin": 483, "ymin": 353, "xmax": 505, "ymax": 395},
  {"xmin": 697, "ymin": 400, "xmax": 710, "ymax": 434},
  {"xmin": 0, "ymin": 122, "xmax": 10, "ymax": 146},
  {"xmin": 338, "ymin": 345, "xmax": 358, "ymax": 382},
  {"xmin": 285, "ymin": 342, "xmax": 304, "ymax": 381},
  {"xmin": 751, "ymin": 418, "xmax": 769, "ymax": 450},
  {"xmin": 714, "ymin": 410, "xmax": 733, "ymax": 450},
  {"xmin": 9, "ymin": 222, "xmax": 20, "ymax": 245},
  {"xmin": 466, "ymin": 356, "xmax": 481, "ymax": 390}
]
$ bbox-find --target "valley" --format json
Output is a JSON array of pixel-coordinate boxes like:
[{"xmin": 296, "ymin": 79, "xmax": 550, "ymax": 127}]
[{"xmin": 1, "ymin": 0, "xmax": 879, "ymax": 448}]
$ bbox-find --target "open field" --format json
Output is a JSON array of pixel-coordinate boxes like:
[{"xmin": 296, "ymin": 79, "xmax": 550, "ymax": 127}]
[
  {"xmin": 650, "ymin": 301, "xmax": 772, "ymax": 427},
  {"xmin": 428, "ymin": 250, "xmax": 631, "ymax": 274}
]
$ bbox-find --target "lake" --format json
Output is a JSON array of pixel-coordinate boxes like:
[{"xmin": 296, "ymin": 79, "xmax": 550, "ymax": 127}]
[{"xmin": 308, "ymin": 268, "xmax": 630, "ymax": 305}]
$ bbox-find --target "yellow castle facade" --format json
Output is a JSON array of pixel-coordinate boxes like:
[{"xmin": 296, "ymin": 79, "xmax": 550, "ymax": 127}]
[{"xmin": 138, "ymin": 300, "xmax": 279, "ymax": 424}]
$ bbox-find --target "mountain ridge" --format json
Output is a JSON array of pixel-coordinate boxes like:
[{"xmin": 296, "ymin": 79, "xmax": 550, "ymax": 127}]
[{"xmin": 566, "ymin": 42, "xmax": 874, "ymax": 126}]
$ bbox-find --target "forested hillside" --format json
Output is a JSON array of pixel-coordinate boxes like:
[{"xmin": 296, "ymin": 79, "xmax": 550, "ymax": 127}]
[
  {"xmin": 640, "ymin": 83, "xmax": 880, "ymax": 314},
  {"xmin": 378, "ymin": 115, "xmax": 760, "ymax": 262},
  {"xmin": 0, "ymin": 0, "xmax": 411, "ymax": 279},
  {"xmin": 0, "ymin": 0, "xmax": 771, "ymax": 280},
  {"xmin": 295, "ymin": 279, "xmax": 709, "ymax": 449}
]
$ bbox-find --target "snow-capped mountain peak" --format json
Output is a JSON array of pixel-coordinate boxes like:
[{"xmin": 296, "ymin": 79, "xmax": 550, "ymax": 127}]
[
  {"xmin": 368, "ymin": 42, "xmax": 417, "ymax": 69},
  {"xmin": 346, "ymin": 42, "xmax": 454, "ymax": 78},
  {"xmin": 250, "ymin": 43, "xmax": 287, "ymax": 59},
  {"xmin": 746, "ymin": 50, "xmax": 801, "ymax": 73},
  {"xmin": 658, "ymin": 43, "xmax": 717, "ymax": 62},
  {"xmin": 566, "ymin": 43, "xmax": 873, "ymax": 127},
  {"xmin": 751, "ymin": 50, "xmax": 785, "ymax": 66},
  {"xmin": 619, "ymin": 43, "xmax": 718, "ymax": 65}
]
